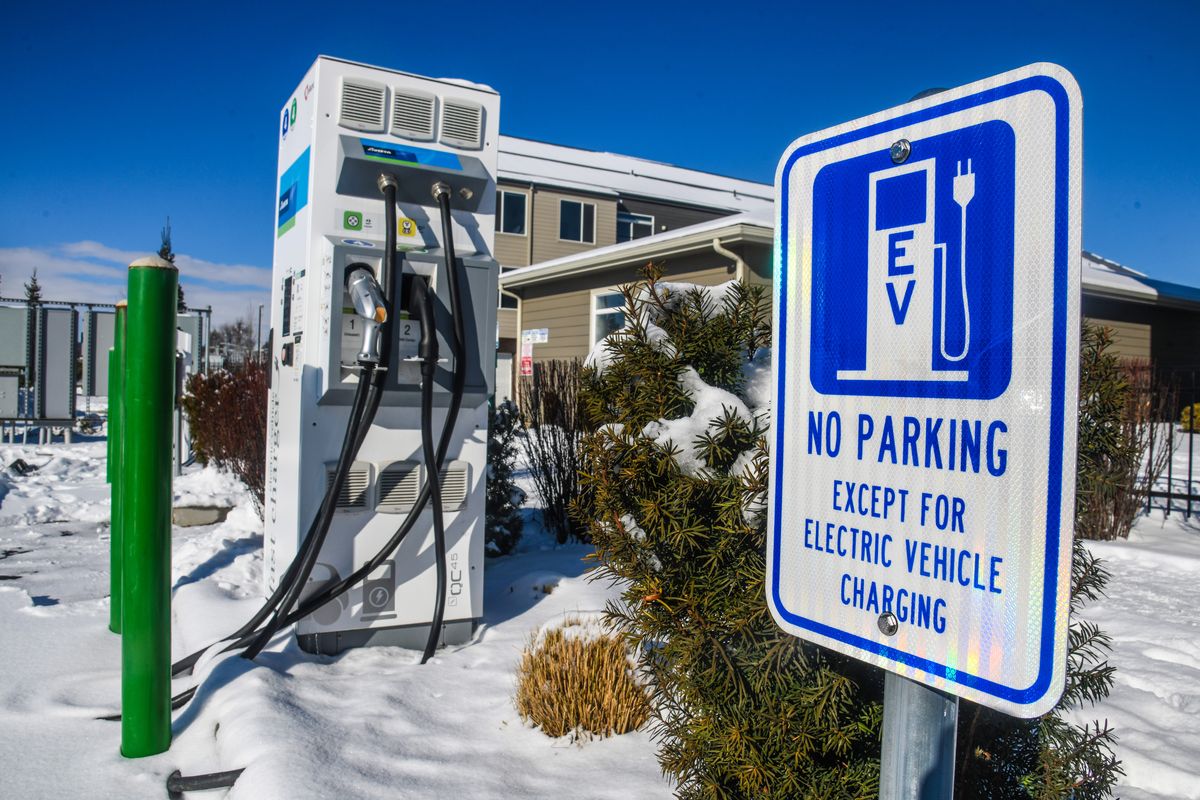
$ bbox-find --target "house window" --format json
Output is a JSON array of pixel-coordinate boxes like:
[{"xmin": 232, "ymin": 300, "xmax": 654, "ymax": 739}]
[
  {"xmin": 496, "ymin": 190, "xmax": 527, "ymax": 235},
  {"xmin": 617, "ymin": 211, "xmax": 654, "ymax": 242},
  {"xmin": 559, "ymin": 199, "xmax": 596, "ymax": 243},
  {"xmin": 592, "ymin": 290, "xmax": 626, "ymax": 343}
]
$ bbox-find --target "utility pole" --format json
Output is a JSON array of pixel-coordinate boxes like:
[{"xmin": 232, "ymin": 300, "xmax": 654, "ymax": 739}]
[{"xmin": 256, "ymin": 303, "xmax": 264, "ymax": 361}]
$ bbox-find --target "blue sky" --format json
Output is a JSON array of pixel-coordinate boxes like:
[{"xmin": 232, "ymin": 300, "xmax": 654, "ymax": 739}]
[{"xmin": 1, "ymin": 0, "xmax": 1196, "ymax": 321}]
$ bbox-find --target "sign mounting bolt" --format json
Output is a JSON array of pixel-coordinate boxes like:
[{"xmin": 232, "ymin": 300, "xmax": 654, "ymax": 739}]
[
  {"xmin": 890, "ymin": 139, "xmax": 911, "ymax": 164},
  {"xmin": 878, "ymin": 612, "xmax": 899, "ymax": 636}
]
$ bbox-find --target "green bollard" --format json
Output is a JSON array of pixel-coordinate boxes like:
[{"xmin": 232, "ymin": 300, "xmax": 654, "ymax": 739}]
[
  {"xmin": 108, "ymin": 304, "xmax": 127, "ymax": 634},
  {"xmin": 121, "ymin": 257, "xmax": 177, "ymax": 758},
  {"xmin": 106, "ymin": 347, "xmax": 115, "ymax": 485}
]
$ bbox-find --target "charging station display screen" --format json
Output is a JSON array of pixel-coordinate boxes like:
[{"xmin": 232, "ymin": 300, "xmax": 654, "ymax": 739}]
[{"xmin": 359, "ymin": 139, "xmax": 462, "ymax": 171}]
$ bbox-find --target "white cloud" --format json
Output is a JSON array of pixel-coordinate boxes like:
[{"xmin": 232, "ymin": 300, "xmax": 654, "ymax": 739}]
[
  {"xmin": 60, "ymin": 240, "xmax": 146, "ymax": 265},
  {"xmin": 173, "ymin": 253, "xmax": 271, "ymax": 290},
  {"xmin": 58, "ymin": 240, "xmax": 270, "ymax": 290},
  {"xmin": 0, "ymin": 242, "xmax": 269, "ymax": 326}
]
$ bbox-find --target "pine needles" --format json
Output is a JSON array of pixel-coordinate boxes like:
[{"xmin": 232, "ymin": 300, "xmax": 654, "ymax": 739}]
[{"xmin": 575, "ymin": 265, "xmax": 882, "ymax": 798}]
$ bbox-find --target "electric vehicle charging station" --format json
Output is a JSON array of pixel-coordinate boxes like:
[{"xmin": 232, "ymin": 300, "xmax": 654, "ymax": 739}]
[{"xmin": 266, "ymin": 56, "xmax": 499, "ymax": 655}]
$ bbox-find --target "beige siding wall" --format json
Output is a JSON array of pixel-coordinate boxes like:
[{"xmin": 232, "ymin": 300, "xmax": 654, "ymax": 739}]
[
  {"xmin": 498, "ymin": 307, "xmax": 518, "ymax": 341},
  {"xmin": 518, "ymin": 253, "xmax": 738, "ymax": 363},
  {"xmin": 520, "ymin": 291, "xmax": 593, "ymax": 361},
  {"xmin": 494, "ymin": 184, "xmax": 532, "ymax": 268},
  {"xmin": 1085, "ymin": 317, "xmax": 1152, "ymax": 361},
  {"xmin": 530, "ymin": 188, "xmax": 618, "ymax": 263}
]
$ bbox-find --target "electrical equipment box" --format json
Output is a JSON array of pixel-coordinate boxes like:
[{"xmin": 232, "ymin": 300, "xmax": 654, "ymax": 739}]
[
  {"xmin": 0, "ymin": 375, "xmax": 18, "ymax": 419},
  {"xmin": 82, "ymin": 311, "xmax": 116, "ymax": 397},
  {"xmin": 36, "ymin": 308, "xmax": 77, "ymax": 421},
  {"xmin": 266, "ymin": 57, "xmax": 499, "ymax": 654},
  {"xmin": 0, "ymin": 307, "xmax": 32, "ymax": 373}
]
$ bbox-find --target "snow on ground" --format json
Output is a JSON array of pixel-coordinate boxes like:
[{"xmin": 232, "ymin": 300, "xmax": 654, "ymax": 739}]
[
  {"xmin": 173, "ymin": 464, "xmax": 252, "ymax": 510},
  {"xmin": 0, "ymin": 444, "xmax": 670, "ymax": 799},
  {"xmin": 1066, "ymin": 510, "xmax": 1200, "ymax": 800},
  {"xmin": 1, "ymin": 438, "xmax": 1198, "ymax": 798}
]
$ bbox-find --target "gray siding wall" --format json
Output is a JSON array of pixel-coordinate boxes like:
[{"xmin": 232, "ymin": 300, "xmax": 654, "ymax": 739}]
[
  {"xmin": 618, "ymin": 197, "xmax": 724, "ymax": 237},
  {"xmin": 741, "ymin": 242, "xmax": 772, "ymax": 286},
  {"xmin": 530, "ymin": 188, "xmax": 617, "ymax": 263}
]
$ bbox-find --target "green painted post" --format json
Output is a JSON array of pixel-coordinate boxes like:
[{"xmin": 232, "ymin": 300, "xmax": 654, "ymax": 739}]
[
  {"xmin": 121, "ymin": 257, "xmax": 177, "ymax": 758},
  {"xmin": 106, "ymin": 347, "xmax": 115, "ymax": 485},
  {"xmin": 108, "ymin": 303, "xmax": 126, "ymax": 634}
]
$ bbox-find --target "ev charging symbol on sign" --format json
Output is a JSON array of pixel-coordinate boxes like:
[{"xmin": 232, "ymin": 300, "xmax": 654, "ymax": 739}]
[
  {"xmin": 768, "ymin": 64, "xmax": 1082, "ymax": 718},
  {"xmin": 811, "ymin": 122, "xmax": 1015, "ymax": 399}
]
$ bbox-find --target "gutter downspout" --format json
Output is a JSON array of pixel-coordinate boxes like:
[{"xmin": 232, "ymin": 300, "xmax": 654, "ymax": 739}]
[{"xmin": 712, "ymin": 237, "xmax": 747, "ymax": 283}]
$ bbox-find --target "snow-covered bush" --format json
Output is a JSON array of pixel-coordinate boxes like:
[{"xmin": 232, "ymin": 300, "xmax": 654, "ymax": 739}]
[
  {"xmin": 574, "ymin": 265, "xmax": 883, "ymax": 798},
  {"xmin": 486, "ymin": 400, "xmax": 525, "ymax": 556},
  {"xmin": 515, "ymin": 615, "xmax": 650, "ymax": 740},
  {"xmin": 180, "ymin": 362, "xmax": 267, "ymax": 514}
]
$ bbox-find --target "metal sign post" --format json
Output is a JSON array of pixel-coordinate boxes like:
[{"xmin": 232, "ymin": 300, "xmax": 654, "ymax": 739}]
[
  {"xmin": 880, "ymin": 673, "xmax": 957, "ymax": 799},
  {"xmin": 768, "ymin": 63, "xmax": 1082, "ymax": 795}
]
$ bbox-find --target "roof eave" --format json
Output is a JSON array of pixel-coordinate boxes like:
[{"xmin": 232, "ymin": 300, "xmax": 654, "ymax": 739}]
[{"xmin": 499, "ymin": 223, "xmax": 773, "ymax": 289}]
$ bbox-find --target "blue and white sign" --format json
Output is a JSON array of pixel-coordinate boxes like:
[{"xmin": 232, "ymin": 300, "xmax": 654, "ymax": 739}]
[{"xmin": 767, "ymin": 64, "xmax": 1081, "ymax": 717}]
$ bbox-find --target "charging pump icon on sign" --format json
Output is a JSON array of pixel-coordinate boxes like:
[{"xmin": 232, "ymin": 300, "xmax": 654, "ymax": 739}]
[
  {"xmin": 810, "ymin": 123, "xmax": 1015, "ymax": 400},
  {"xmin": 838, "ymin": 157, "xmax": 974, "ymax": 382}
]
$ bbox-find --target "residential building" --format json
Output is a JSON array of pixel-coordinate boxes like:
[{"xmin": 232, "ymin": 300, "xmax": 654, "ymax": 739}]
[
  {"xmin": 492, "ymin": 136, "xmax": 773, "ymax": 387},
  {"xmin": 489, "ymin": 138, "xmax": 1200, "ymax": 399}
]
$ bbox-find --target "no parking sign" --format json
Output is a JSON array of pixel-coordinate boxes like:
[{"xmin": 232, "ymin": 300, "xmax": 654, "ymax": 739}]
[{"xmin": 767, "ymin": 63, "xmax": 1082, "ymax": 717}]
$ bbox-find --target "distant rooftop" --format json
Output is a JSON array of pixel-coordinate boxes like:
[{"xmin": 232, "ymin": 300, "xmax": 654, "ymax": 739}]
[
  {"xmin": 497, "ymin": 135, "xmax": 774, "ymax": 214},
  {"xmin": 1083, "ymin": 250, "xmax": 1200, "ymax": 310}
]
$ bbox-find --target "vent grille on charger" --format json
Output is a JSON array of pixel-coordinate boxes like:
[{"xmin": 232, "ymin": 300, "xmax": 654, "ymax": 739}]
[
  {"xmin": 391, "ymin": 90, "xmax": 436, "ymax": 141},
  {"xmin": 439, "ymin": 99, "xmax": 483, "ymax": 149},
  {"xmin": 377, "ymin": 462, "xmax": 421, "ymax": 513},
  {"xmin": 439, "ymin": 462, "xmax": 470, "ymax": 511},
  {"xmin": 339, "ymin": 78, "xmax": 386, "ymax": 132},
  {"xmin": 326, "ymin": 463, "xmax": 371, "ymax": 510}
]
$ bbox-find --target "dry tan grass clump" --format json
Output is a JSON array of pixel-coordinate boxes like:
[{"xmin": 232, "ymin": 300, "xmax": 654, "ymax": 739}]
[{"xmin": 515, "ymin": 616, "xmax": 650, "ymax": 740}]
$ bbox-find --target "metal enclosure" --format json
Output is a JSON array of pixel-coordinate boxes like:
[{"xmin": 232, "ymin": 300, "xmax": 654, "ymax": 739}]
[
  {"xmin": 265, "ymin": 57, "xmax": 500, "ymax": 654},
  {"xmin": 35, "ymin": 308, "xmax": 77, "ymax": 420},
  {"xmin": 0, "ymin": 307, "xmax": 32, "ymax": 372},
  {"xmin": 177, "ymin": 313, "xmax": 204, "ymax": 376},
  {"xmin": 0, "ymin": 375, "xmax": 18, "ymax": 418},
  {"xmin": 82, "ymin": 310, "xmax": 116, "ymax": 397}
]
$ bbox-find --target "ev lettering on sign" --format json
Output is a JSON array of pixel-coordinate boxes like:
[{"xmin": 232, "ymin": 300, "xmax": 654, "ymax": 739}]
[{"xmin": 767, "ymin": 63, "xmax": 1082, "ymax": 717}]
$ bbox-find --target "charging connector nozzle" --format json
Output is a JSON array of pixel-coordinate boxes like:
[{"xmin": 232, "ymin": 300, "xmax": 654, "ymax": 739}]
[{"xmin": 346, "ymin": 266, "xmax": 388, "ymax": 364}]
